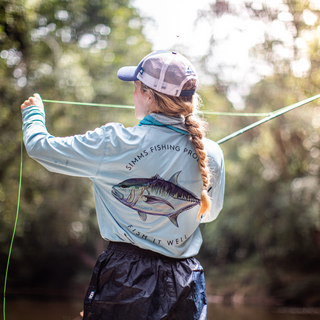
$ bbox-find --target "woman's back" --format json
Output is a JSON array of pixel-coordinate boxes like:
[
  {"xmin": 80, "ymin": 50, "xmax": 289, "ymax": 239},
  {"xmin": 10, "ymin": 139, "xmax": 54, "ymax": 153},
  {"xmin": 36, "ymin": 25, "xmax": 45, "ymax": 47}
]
[{"xmin": 91, "ymin": 118, "xmax": 224, "ymax": 258}]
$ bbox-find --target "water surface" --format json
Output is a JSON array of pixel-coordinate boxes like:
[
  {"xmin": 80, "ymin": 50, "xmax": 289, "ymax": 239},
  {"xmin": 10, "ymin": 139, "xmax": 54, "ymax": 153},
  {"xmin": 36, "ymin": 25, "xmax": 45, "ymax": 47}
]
[{"xmin": 4, "ymin": 299, "xmax": 320, "ymax": 320}]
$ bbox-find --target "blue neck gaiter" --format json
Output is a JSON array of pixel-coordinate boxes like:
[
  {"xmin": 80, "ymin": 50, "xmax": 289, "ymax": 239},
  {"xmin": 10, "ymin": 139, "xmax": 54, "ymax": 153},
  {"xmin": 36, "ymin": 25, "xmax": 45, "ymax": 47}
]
[{"xmin": 139, "ymin": 113, "xmax": 189, "ymax": 135}]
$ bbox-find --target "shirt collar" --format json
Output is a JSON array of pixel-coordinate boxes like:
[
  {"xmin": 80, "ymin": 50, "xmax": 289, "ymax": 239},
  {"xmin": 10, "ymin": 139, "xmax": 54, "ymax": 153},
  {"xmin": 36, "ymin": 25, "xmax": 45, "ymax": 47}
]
[{"xmin": 139, "ymin": 113, "xmax": 189, "ymax": 135}]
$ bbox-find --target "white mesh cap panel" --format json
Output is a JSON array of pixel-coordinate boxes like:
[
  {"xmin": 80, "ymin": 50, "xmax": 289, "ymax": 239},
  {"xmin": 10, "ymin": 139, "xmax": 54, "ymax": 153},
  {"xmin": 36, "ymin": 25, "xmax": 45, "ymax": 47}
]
[
  {"xmin": 136, "ymin": 52, "xmax": 198, "ymax": 97},
  {"xmin": 143, "ymin": 58, "xmax": 163, "ymax": 80}
]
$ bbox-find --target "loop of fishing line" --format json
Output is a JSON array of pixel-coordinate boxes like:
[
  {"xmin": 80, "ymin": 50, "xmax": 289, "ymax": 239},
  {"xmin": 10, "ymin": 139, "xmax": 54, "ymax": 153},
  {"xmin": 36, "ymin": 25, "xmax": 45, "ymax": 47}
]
[
  {"xmin": 43, "ymin": 95, "xmax": 320, "ymax": 144},
  {"xmin": 3, "ymin": 93, "xmax": 320, "ymax": 318}
]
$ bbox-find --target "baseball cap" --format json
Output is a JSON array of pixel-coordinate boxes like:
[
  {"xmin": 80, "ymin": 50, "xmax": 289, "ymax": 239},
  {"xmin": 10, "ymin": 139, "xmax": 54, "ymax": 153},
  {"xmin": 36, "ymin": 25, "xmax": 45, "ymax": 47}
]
[{"xmin": 117, "ymin": 50, "xmax": 198, "ymax": 97}]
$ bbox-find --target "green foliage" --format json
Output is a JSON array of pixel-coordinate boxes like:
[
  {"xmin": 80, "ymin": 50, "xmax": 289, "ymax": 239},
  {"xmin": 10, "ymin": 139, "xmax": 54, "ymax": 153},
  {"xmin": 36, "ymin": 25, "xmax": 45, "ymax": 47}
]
[
  {"xmin": 0, "ymin": 0, "xmax": 151, "ymax": 292},
  {"xmin": 197, "ymin": 0, "xmax": 320, "ymax": 306}
]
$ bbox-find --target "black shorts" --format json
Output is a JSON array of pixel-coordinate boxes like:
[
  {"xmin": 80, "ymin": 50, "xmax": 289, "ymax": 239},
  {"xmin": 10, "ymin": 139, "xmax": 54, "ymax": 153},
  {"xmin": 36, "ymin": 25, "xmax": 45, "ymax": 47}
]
[{"xmin": 83, "ymin": 241, "xmax": 207, "ymax": 320}]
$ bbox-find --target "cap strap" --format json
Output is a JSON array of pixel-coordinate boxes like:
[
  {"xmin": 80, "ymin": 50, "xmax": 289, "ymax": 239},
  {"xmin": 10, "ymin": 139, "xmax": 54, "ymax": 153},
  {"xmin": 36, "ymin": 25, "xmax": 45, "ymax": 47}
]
[{"xmin": 180, "ymin": 89, "xmax": 196, "ymax": 97}]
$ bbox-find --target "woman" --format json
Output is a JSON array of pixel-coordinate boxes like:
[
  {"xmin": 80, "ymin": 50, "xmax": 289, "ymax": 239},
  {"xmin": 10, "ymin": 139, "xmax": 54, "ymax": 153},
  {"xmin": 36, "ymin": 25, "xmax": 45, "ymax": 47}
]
[{"xmin": 21, "ymin": 50, "xmax": 225, "ymax": 320}]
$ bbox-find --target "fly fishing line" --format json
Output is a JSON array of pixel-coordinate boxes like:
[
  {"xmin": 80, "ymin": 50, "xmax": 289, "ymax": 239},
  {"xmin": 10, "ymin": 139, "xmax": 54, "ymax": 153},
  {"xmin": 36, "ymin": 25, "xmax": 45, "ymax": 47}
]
[
  {"xmin": 3, "ymin": 131, "xmax": 23, "ymax": 320},
  {"xmin": 217, "ymin": 93, "xmax": 320, "ymax": 144}
]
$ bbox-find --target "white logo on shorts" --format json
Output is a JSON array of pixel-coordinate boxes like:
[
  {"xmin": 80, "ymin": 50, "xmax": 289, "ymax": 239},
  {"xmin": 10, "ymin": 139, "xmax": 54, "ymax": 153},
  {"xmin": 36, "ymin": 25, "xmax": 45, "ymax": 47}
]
[{"xmin": 88, "ymin": 291, "xmax": 95, "ymax": 300}]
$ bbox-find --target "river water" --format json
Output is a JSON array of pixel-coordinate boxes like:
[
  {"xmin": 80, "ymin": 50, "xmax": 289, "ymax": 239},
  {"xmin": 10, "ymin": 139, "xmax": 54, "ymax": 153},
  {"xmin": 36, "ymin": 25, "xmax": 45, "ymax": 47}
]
[{"xmin": 4, "ymin": 299, "xmax": 320, "ymax": 320}]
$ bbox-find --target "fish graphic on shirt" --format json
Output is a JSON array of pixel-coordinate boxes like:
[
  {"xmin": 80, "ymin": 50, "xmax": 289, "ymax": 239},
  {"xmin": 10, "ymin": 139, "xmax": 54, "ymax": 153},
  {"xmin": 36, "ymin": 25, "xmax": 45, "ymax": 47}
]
[{"xmin": 111, "ymin": 171, "xmax": 200, "ymax": 227}]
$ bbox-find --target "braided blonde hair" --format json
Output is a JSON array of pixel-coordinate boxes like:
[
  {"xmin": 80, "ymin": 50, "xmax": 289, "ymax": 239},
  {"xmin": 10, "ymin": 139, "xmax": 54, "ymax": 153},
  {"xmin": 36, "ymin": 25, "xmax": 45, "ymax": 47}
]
[{"xmin": 139, "ymin": 80, "xmax": 212, "ymax": 219}]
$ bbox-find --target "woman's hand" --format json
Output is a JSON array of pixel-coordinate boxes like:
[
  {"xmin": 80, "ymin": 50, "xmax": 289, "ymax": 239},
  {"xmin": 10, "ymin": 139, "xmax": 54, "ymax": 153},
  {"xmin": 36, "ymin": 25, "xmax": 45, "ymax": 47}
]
[{"xmin": 21, "ymin": 93, "xmax": 44, "ymax": 112}]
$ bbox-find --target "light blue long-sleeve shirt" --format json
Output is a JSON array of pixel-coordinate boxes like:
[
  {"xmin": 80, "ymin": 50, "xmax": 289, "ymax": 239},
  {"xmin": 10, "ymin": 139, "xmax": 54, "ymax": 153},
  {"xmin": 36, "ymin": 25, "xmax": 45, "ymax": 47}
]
[{"xmin": 22, "ymin": 106, "xmax": 225, "ymax": 258}]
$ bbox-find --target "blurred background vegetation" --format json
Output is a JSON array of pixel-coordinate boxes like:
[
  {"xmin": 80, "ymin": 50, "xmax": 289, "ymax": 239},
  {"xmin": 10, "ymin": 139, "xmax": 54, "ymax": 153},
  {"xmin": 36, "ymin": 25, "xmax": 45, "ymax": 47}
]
[{"xmin": 1, "ymin": 0, "xmax": 320, "ymax": 309}]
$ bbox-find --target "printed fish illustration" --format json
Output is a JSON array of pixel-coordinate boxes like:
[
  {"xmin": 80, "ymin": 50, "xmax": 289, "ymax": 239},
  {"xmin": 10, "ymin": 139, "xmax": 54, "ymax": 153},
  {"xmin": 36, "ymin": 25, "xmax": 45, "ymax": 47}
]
[{"xmin": 111, "ymin": 171, "xmax": 200, "ymax": 227}]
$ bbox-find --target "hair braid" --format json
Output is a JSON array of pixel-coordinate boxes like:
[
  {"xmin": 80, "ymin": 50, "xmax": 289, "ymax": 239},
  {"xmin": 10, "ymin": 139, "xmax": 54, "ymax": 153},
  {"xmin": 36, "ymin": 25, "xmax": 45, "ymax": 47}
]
[
  {"xmin": 184, "ymin": 114, "xmax": 212, "ymax": 218},
  {"xmin": 140, "ymin": 80, "xmax": 212, "ymax": 219}
]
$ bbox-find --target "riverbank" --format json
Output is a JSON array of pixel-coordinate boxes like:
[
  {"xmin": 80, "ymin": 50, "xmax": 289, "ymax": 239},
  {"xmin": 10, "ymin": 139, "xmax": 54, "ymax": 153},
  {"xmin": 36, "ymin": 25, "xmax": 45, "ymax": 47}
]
[{"xmin": 204, "ymin": 255, "xmax": 320, "ymax": 308}]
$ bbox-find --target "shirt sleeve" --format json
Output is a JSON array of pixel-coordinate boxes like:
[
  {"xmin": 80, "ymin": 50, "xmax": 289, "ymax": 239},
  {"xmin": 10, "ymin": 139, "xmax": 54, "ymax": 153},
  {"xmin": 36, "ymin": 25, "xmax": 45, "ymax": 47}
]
[
  {"xmin": 200, "ymin": 140, "xmax": 225, "ymax": 223},
  {"xmin": 22, "ymin": 106, "xmax": 106, "ymax": 178}
]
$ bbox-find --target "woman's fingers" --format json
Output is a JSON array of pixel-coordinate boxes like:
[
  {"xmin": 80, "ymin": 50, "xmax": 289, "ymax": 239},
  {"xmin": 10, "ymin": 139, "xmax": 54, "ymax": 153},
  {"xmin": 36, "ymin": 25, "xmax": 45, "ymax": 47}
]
[{"xmin": 21, "ymin": 93, "xmax": 44, "ymax": 112}]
